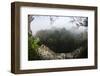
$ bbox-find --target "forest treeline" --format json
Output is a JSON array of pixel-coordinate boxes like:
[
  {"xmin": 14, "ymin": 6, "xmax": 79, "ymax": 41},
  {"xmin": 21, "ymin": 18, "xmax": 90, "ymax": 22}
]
[
  {"xmin": 28, "ymin": 28, "xmax": 88, "ymax": 60},
  {"xmin": 35, "ymin": 28, "xmax": 87, "ymax": 53}
]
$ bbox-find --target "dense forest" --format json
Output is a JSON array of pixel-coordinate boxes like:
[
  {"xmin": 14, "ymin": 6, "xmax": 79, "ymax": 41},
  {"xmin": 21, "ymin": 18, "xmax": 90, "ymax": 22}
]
[{"xmin": 35, "ymin": 28, "xmax": 87, "ymax": 53}]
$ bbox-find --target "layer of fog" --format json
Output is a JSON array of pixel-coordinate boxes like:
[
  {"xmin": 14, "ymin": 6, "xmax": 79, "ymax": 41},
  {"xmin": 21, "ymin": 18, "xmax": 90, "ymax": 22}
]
[{"xmin": 30, "ymin": 16, "xmax": 87, "ymax": 36}]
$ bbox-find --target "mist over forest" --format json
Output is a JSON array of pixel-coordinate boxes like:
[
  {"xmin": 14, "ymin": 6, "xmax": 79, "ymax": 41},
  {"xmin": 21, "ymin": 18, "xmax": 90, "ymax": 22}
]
[
  {"xmin": 28, "ymin": 15, "xmax": 88, "ymax": 60},
  {"xmin": 34, "ymin": 27, "xmax": 87, "ymax": 53}
]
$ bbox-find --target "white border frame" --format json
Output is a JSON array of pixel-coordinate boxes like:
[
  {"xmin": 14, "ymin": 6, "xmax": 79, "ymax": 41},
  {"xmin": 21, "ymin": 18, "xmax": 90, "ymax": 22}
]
[{"xmin": 20, "ymin": 6, "xmax": 95, "ymax": 70}]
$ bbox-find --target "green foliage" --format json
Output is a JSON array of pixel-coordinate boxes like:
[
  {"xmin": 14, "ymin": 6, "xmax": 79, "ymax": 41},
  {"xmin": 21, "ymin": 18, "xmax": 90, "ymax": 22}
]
[
  {"xmin": 28, "ymin": 33, "xmax": 41, "ymax": 60},
  {"xmin": 28, "ymin": 33, "xmax": 40, "ymax": 49},
  {"xmin": 31, "ymin": 37, "xmax": 40, "ymax": 49}
]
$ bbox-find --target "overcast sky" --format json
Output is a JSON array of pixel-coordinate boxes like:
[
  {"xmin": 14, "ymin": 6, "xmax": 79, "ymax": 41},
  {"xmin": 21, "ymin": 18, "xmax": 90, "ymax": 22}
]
[{"xmin": 30, "ymin": 15, "xmax": 87, "ymax": 35}]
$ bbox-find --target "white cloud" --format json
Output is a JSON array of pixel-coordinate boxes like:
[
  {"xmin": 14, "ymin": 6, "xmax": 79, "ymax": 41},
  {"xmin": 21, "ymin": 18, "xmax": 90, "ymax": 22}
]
[{"xmin": 30, "ymin": 16, "xmax": 87, "ymax": 35}]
